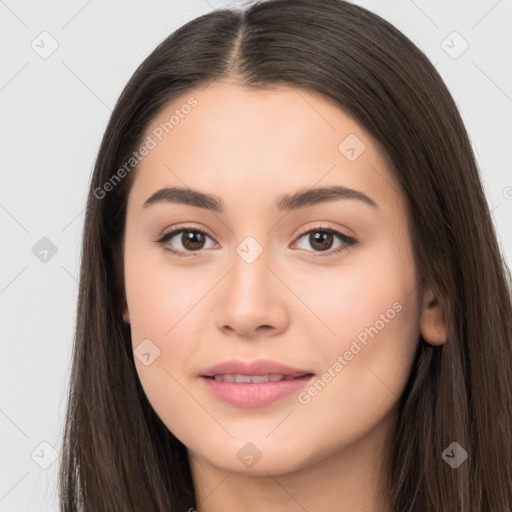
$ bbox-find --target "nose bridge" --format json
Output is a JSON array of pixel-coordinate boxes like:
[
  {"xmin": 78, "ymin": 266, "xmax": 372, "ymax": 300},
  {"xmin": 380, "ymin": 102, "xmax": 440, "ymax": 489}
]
[
  {"xmin": 235, "ymin": 233, "xmax": 267, "ymax": 268},
  {"xmin": 230, "ymin": 233, "xmax": 272, "ymax": 301},
  {"xmin": 214, "ymin": 230, "xmax": 288, "ymax": 336}
]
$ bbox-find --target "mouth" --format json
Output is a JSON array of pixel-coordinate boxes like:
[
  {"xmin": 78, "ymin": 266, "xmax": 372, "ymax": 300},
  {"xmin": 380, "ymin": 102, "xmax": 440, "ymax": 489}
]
[{"xmin": 199, "ymin": 359, "xmax": 315, "ymax": 407}]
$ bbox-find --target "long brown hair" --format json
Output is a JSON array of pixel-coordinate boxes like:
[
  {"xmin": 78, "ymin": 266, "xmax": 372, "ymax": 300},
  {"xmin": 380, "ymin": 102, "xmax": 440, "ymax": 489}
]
[{"xmin": 58, "ymin": 1, "xmax": 512, "ymax": 510}]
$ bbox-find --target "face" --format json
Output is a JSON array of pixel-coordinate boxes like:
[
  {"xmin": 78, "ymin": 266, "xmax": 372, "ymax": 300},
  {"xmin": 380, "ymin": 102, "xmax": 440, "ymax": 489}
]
[{"xmin": 121, "ymin": 81, "xmax": 427, "ymax": 475}]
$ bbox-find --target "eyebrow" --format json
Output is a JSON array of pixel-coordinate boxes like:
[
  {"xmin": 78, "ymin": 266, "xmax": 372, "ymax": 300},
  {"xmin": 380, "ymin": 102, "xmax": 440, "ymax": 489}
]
[{"xmin": 143, "ymin": 185, "xmax": 378, "ymax": 212}]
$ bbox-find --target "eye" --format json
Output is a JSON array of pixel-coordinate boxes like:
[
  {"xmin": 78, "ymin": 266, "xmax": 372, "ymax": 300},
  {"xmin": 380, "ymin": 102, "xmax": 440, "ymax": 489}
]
[
  {"xmin": 291, "ymin": 225, "xmax": 357, "ymax": 257},
  {"xmin": 156, "ymin": 226, "xmax": 217, "ymax": 258}
]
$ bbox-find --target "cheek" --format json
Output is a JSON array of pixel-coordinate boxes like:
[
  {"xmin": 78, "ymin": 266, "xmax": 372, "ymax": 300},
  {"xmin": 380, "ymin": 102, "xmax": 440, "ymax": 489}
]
[
  {"xmin": 123, "ymin": 238, "xmax": 211, "ymax": 393},
  {"xmin": 295, "ymin": 239, "xmax": 421, "ymax": 431},
  {"xmin": 290, "ymin": 233, "xmax": 419, "ymax": 350},
  {"xmin": 123, "ymin": 251, "xmax": 205, "ymax": 442},
  {"xmin": 123, "ymin": 238, "xmax": 205, "ymax": 342}
]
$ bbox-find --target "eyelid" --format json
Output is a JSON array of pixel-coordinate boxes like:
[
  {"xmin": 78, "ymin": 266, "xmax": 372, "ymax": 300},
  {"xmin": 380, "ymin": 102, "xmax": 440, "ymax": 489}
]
[
  {"xmin": 294, "ymin": 222, "xmax": 353, "ymax": 239},
  {"xmin": 157, "ymin": 222, "xmax": 215, "ymax": 240}
]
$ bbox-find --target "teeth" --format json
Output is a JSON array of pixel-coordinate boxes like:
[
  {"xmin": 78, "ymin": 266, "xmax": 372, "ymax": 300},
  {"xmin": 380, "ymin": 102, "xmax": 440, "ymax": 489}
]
[
  {"xmin": 212, "ymin": 374, "xmax": 292, "ymax": 383},
  {"xmin": 250, "ymin": 375, "xmax": 272, "ymax": 383}
]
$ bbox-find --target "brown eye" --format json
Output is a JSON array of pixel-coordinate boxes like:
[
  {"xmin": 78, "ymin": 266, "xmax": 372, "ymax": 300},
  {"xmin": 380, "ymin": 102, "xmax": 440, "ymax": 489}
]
[
  {"xmin": 308, "ymin": 231, "xmax": 335, "ymax": 251},
  {"xmin": 157, "ymin": 227, "xmax": 216, "ymax": 257},
  {"xmin": 180, "ymin": 230, "xmax": 207, "ymax": 251},
  {"xmin": 293, "ymin": 226, "xmax": 356, "ymax": 257}
]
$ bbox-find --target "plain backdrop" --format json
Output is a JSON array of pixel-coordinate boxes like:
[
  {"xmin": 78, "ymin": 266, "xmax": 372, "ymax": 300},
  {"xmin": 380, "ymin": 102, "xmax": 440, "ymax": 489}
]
[{"xmin": 1, "ymin": 0, "xmax": 511, "ymax": 510}]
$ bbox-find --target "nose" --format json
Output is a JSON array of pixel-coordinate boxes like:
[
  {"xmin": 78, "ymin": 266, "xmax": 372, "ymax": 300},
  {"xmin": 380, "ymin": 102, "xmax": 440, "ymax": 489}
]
[{"xmin": 215, "ymin": 246, "xmax": 289, "ymax": 339}]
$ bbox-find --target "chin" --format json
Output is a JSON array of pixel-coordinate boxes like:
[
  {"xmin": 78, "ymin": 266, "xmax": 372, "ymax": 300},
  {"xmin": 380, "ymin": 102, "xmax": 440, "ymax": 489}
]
[{"xmin": 189, "ymin": 434, "xmax": 322, "ymax": 476}]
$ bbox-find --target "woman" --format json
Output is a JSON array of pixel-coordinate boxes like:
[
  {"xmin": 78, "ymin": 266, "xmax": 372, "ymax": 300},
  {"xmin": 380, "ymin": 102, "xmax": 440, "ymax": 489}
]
[{"xmin": 59, "ymin": 1, "xmax": 512, "ymax": 510}]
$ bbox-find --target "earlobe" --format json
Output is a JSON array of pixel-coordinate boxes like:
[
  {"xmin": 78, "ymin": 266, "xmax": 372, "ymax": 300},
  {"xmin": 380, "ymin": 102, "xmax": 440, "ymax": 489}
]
[
  {"xmin": 122, "ymin": 305, "xmax": 130, "ymax": 324},
  {"xmin": 419, "ymin": 285, "xmax": 447, "ymax": 345}
]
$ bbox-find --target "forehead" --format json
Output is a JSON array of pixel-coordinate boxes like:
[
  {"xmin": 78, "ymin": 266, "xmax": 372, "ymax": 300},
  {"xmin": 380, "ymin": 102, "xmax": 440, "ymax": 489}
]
[{"xmin": 129, "ymin": 81, "xmax": 402, "ymax": 219}]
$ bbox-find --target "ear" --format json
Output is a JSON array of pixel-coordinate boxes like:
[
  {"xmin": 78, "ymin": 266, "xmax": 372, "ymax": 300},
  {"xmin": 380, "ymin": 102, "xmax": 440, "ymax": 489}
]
[
  {"xmin": 419, "ymin": 284, "xmax": 447, "ymax": 345},
  {"xmin": 112, "ymin": 247, "xmax": 130, "ymax": 325},
  {"xmin": 122, "ymin": 307, "xmax": 130, "ymax": 324}
]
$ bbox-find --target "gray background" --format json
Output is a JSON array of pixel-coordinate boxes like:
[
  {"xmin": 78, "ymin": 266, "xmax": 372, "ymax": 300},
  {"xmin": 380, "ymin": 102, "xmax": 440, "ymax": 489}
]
[{"xmin": 1, "ymin": 0, "xmax": 511, "ymax": 510}]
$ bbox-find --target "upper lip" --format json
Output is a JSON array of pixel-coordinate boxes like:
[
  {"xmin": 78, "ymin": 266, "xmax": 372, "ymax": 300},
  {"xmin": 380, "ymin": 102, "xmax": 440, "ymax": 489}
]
[{"xmin": 200, "ymin": 359, "xmax": 314, "ymax": 378}]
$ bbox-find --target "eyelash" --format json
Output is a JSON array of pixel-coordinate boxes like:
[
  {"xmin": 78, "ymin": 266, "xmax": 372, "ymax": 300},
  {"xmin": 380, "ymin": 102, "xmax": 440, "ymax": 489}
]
[{"xmin": 155, "ymin": 224, "xmax": 357, "ymax": 258}]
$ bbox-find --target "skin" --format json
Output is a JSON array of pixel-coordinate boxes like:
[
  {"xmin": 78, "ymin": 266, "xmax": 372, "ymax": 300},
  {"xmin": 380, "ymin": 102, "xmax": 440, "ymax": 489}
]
[{"xmin": 120, "ymin": 80, "xmax": 447, "ymax": 512}]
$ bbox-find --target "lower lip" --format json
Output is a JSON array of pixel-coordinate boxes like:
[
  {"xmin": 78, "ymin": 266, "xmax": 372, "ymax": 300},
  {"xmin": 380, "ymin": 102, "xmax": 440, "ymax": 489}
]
[{"xmin": 201, "ymin": 375, "xmax": 314, "ymax": 408}]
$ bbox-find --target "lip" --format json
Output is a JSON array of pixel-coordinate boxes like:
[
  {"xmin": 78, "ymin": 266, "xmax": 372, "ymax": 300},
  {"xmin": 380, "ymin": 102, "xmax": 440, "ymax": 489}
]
[
  {"xmin": 200, "ymin": 359, "xmax": 312, "ymax": 378},
  {"xmin": 199, "ymin": 359, "xmax": 315, "ymax": 408}
]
